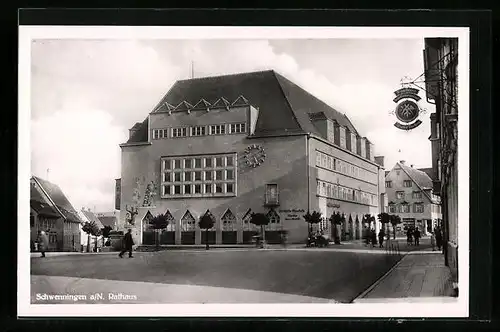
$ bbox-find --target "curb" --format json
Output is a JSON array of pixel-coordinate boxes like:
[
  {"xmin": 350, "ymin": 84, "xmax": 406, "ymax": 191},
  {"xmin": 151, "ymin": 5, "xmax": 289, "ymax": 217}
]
[{"xmin": 352, "ymin": 253, "xmax": 408, "ymax": 302}]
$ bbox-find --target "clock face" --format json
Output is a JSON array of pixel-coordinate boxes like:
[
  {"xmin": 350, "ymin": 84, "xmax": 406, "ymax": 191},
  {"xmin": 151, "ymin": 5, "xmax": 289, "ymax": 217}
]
[{"xmin": 244, "ymin": 144, "xmax": 266, "ymax": 168}]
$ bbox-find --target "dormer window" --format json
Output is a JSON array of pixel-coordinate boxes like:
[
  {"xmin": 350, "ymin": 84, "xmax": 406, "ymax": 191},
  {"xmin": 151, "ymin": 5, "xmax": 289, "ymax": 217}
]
[
  {"xmin": 229, "ymin": 123, "xmax": 246, "ymax": 134},
  {"xmin": 209, "ymin": 124, "xmax": 226, "ymax": 135},
  {"xmin": 172, "ymin": 127, "xmax": 188, "ymax": 138}
]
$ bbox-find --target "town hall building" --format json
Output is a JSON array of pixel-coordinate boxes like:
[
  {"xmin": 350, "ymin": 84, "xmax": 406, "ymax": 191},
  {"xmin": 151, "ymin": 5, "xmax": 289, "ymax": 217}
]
[{"xmin": 118, "ymin": 70, "xmax": 387, "ymax": 245}]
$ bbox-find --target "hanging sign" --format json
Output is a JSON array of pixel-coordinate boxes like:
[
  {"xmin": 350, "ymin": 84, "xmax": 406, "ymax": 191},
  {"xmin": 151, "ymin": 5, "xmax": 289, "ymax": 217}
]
[{"xmin": 392, "ymin": 87, "xmax": 423, "ymax": 131}]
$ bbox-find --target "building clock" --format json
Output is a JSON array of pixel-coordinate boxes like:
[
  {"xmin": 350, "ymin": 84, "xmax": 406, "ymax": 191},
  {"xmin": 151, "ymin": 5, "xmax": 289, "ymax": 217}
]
[{"xmin": 244, "ymin": 144, "xmax": 266, "ymax": 168}]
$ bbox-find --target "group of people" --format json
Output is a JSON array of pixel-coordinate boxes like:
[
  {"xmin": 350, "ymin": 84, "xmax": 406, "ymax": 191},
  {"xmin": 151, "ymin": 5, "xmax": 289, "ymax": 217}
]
[
  {"xmin": 363, "ymin": 227, "xmax": 387, "ymax": 248},
  {"xmin": 430, "ymin": 226, "xmax": 444, "ymax": 251},
  {"xmin": 406, "ymin": 227, "xmax": 422, "ymax": 246}
]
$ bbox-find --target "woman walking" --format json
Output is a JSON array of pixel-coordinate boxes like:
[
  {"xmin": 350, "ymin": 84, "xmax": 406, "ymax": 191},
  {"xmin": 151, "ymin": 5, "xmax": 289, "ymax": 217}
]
[{"xmin": 378, "ymin": 228, "xmax": 385, "ymax": 248}]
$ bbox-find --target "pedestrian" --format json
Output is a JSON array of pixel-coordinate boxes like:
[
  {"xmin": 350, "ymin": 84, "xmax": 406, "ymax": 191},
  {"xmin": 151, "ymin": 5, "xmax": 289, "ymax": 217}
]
[
  {"xmin": 370, "ymin": 228, "xmax": 377, "ymax": 248},
  {"xmin": 119, "ymin": 229, "xmax": 134, "ymax": 258},
  {"xmin": 406, "ymin": 228, "xmax": 413, "ymax": 246},
  {"xmin": 430, "ymin": 231, "xmax": 436, "ymax": 251},
  {"xmin": 378, "ymin": 228, "xmax": 385, "ymax": 248},
  {"xmin": 363, "ymin": 226, "xmax": 370, "ymax": 246},
  {"xmin": 414, "ymin": 228, "xmax": 421, "ymax": 246},
  {"xmin": 435, "ymin": 227, "xmax": 443, "ymax": 251},
  {"xmin": 37, "ymin": 230, "xmax": 49, "ymax": 258}
]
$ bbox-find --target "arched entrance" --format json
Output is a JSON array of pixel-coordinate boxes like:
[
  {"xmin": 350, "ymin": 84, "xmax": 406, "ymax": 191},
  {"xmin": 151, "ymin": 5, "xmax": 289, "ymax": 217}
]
[
  {"xmin": 265, "ymin": 209, "xmax": 282, "ymax": 244},
  {"xmin": 221, "ymin": 209, "xmax": 237, "ymax": 244},
  {"xmin": 181, "ymin": 210, "xmax": 196, "ymax": 244}
]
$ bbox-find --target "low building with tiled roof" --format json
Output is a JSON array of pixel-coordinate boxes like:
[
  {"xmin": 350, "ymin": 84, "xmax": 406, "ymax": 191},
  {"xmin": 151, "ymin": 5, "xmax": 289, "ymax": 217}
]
[
  {"xmin": 118, "ymin": 70, "xmax": 387, "ymax": 245},
  {"xmin": 96, "ymin": 211, "xmax": 118, "ymax": 230},
  {"xmin": 384, "ymin": 160, "xmax": 442, "ymax": 236},
  {"xmin": 30, "ymin": 176, "xmax": 82, "ymax": 252}
]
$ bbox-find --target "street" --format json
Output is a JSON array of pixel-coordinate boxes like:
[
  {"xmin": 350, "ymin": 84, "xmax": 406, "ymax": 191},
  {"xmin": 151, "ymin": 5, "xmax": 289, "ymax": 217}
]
[{"xmin": 31, "ymin": 247, "xmax": 401, "ymax": 303}]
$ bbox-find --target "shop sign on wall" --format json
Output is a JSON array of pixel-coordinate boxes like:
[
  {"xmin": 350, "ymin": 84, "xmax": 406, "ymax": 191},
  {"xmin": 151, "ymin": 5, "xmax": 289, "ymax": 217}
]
[
  {"xmin": 279, "ymin": 209, "xmax": 305, "ymax": 221},
  {"xmin": 392, "ymin": 87, "xmax": 424, "ymax": 131}
]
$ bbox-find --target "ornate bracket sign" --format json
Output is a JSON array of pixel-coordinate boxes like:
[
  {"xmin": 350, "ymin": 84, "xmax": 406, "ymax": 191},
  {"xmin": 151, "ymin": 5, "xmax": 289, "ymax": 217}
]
[{"xmin": 392, "ymin": 87, "xmax": 424, "ymax": 131}]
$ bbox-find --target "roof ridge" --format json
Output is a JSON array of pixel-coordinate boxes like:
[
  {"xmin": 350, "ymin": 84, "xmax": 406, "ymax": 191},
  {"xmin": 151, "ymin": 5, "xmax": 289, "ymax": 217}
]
[{"xmin": 176, "ymin": 69, "xmax": 274, "ymax": 83}]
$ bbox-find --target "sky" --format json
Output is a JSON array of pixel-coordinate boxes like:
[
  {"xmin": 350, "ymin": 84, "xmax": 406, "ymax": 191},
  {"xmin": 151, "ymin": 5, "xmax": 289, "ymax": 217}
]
[{"xmin": 30, "ymin": 37, "xmax": 435, "ymax": 212}]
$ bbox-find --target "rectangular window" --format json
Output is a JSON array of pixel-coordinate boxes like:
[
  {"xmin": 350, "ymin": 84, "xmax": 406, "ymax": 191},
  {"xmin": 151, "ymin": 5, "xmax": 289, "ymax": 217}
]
[
  {"xmin": 174, "ymin": 172, "xmax": 182, "ymax": 182},
  {"xmin": 174, "ymin": 159, "xmax": 182, "ymax": 169},
  {"xmin": 229, "ymin": 123, "xmax": 246, "ymax": 134},
  {"xmin": 403, "ymin": 180, "xmax": 412, "ymax": 187},
  {"xmin": 415, "ymin": 204, "xmax": 424, "ymax": 213},
  {"xmin": 400, "ymin": 204, "xmax": 409, "ymax": 213},
  {"xmin": 226, "ymin": 183, "xmax": 234, "ymax": 193},
  {"xmin": 194, "ymin": 158, "xmax": 202, "ymax": 168},
  {"xmin": 389, "ymin": 205, "xmax": 396, "ymax": 213},
  {"xmin": 163, "ymin": 185, "xmax": 171, "ymax": 196},
  {"xmin": 194, "ymin": 171, "xmax": 202, "ymax": 181},
  {"xmin": 413, "ymin": 191, "xmax": 422, "ymax": 199},
  {"xmin": 161, "ymin": 153, "xmax": 236, "ymax": 198},
  {"xmin": 209, "ymin": 124, "xmax": 226, "ymax": 135},
  {"xmin": 265, "ymin": 184, "xmax": 279, "ymax": 205},
  {"xmin": 172, "ymin": 127, "xmax": 188, "ymax": 138},
  {"xmin": 316, "ymin": 152, "xmax": 321, "ymax": 166},
  {"xmin": 385, "ymin": 181, "xmax": 392, "ymax": 188},
  {"xmin": 333, "ymin": 185, "xmax": 338, "ymax": 198},
  {"xmin": 205, "ymin": 157, "xmax": 212, "ymax": 168},
  {"xmin": 396, "ymin": 191, "xmax": 405, "ymax": 199},
  {"xmin": 174, "ymin": 185, "xmax": 181, "ymax": 195},
  {"xmin": 163, "ymin": 172, "xmax": 171, "ymax": 182},
  {"xmin": 191, "ymin": 126, "xmax": 206, "ymax": 136},
  {"xmin": 164, "ymin": 160, "xmax": 171, "ymax": 170}
]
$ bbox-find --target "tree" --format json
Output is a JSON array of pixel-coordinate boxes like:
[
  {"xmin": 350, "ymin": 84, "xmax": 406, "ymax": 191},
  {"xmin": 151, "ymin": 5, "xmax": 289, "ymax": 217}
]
[
  {"xmin": 303, "ymin": 211, "xmax": 323, "ymax": 236},
  {"xmin": 82, "ymin": 221, "xmax": 100, "ymax": 252},
  {"xmin": 149, "ymin": 213, "xmax": 170, "ymax": 251},
  {"xmin": 389, "ymin": 214, "xmax": 402, "ymax": 239},
  {"xmin": 364, "ymin": 214, "xmax": 375, "ymax": 228},
  {"xmin": 101, "ymin": 225, "xmax": 112, "ymax": 247},
  {"xmin": 199, "ymin": 211, "xmax": 215, "ymax": 250},
  {"xmin": 348, "ymin": 214, "xmax": 354, "ymax": 240},
  {"xmin": 377, "ymin": 213, "xmax": 391, "ymax": 237},
  {"xmin": 329, "ymin": 212, "xmax": 345, "ymax": 244},
  {"xmin": 249, "ymin": 212, "xmax": 270, "ymax": 247}
]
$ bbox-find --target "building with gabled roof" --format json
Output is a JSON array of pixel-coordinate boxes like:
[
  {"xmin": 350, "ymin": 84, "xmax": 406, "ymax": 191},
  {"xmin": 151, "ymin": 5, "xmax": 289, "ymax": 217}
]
[
  {"xmin": 118, "ymin": 70, "xmax": 387, "ymax": 245},
  {"xmin": 384, "ymin": 160, "xmax": 442, "ymax": 236},
  {"xmin": 30, "ymin": 176, "xmax": 81, "ymax": 252}
]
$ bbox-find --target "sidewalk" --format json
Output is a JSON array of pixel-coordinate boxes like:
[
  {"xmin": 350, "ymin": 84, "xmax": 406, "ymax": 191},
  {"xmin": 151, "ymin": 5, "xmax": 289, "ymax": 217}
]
[{"xmin": 354, "ymin": 250, "xmax": 457, "ymax": 302}]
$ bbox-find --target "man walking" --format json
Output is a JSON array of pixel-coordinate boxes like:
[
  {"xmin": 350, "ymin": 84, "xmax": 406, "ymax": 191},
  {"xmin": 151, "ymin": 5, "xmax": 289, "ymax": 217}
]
[
  {"xmin": 378, "ymin": 228, "xmax": 385, "ymax": 248},
  {"xmin": 119, "ymin": 229, "xmax": 134, "ymax": 258},
  {"xmin": 37, "ymin": 230, "xmax": 49, "ymax": 257},
  {"xmin": 435, "ymin": 227, "xmax": 443, "ymax": 252},
  {"xmin": 413, "ymin": 227, "xmax": 421, "ymax": 246}
]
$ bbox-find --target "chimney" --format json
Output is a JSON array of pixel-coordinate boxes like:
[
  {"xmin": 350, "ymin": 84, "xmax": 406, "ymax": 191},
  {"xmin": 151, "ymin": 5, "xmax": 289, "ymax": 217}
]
[{"xmin": 400, "ymin": 160, "xmax": 406, "ymax": 165}]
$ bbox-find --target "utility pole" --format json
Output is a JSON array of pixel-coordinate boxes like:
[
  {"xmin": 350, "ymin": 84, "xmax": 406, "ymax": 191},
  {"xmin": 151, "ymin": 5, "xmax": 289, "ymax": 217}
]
[{"xmin": 191, "ymin": 60, "xmax": 194, "ymax": 79}]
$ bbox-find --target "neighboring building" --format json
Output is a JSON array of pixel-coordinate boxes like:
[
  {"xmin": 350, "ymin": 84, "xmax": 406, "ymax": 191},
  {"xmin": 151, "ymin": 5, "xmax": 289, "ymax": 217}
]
[
  {"xmin": 385, "ymin": 161, "xmax": 442, "ymax": 236},
  {"xmin": 424, "ymin": 37, "xmax": 459, "ymax": 279},
  {"xmin": 97, "ymin": 211, "xmax": 119, "ymax": 230},
  {"xmin": 118, "ymin": 70, "xmax": 386, "ymax": 245},
  {"xmin": 79, "ymin": 208, "xmax": 105, "ymax": 251},
  {"xmin": 30, "ymin": 176, "xmax": 81, "ymax": 252}
]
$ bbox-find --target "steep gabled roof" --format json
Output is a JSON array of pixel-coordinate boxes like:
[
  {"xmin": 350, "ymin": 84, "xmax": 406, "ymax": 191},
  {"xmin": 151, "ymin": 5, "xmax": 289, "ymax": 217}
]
[
  {"xmin": 31, "ymin": 176, "xmax": 82, "ymax": 223},
  {"xmin": 97, "ymin": 216, "xmax": 117, "ymax": 228},
  {"xmin": 81, "ymin": 210, "xmax": 104, "ymax": 229},
  {"xmin": 418, "ymin": 167, "xmax": 435, "ymax": 181},
  {"xmin": 125, "ymin": 70, "xmax": 362, "ymax": 143},
  {"xmin": 395, "ymin": 162, "xmax": 434, "ymax": 203}
]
